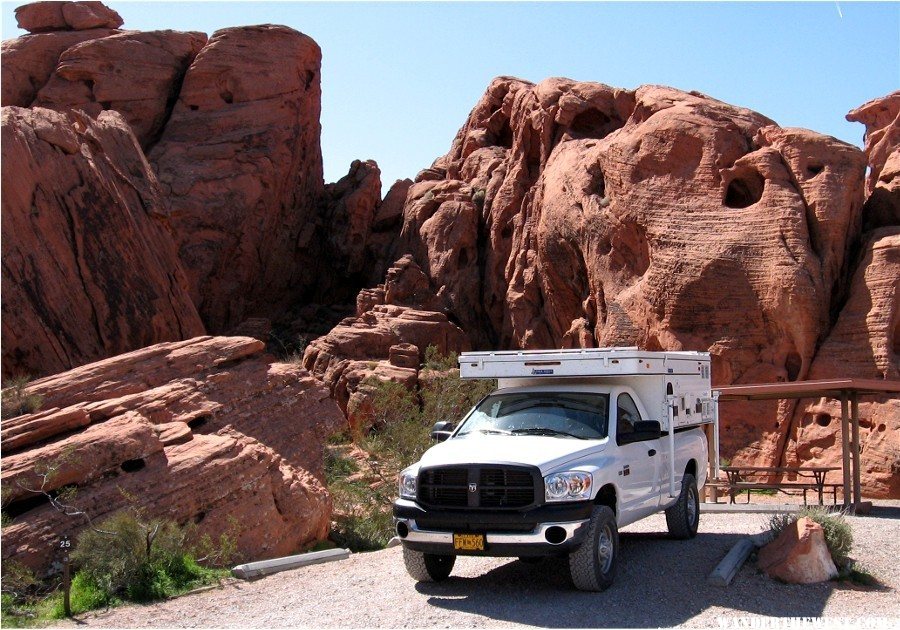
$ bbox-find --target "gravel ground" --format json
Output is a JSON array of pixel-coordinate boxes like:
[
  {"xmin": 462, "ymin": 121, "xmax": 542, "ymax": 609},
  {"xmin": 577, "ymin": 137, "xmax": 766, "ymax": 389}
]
[{"xmin": 60, "ymin": 506, "xmax": 900, "ymax": 629}]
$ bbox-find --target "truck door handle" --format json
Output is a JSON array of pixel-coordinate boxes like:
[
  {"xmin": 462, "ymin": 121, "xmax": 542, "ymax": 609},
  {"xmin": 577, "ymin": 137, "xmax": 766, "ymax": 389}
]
[{"xmin": 648, "ymin": 449, "xmax": 657, "ymax": 457}]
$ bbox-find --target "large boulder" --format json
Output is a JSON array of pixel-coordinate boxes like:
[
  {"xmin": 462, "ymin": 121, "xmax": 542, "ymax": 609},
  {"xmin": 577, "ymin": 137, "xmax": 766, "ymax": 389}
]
[
  {"xmin": 148, "ymin": 25, "xmax": 327, "ymax": 333},
  {"xmin": 1, "ymin": 28, "xmax": 120, "ymax": 107},
  {"xmin": 0, "ymin": 107, "xmax": 205, "ymax": 379},
  {"xmin": 757, "ymin": 517, "xmax": 839, "ymax": 584},
  {"xmin": 15, "ymin": 2, "xmax": 123, "ymax": 33},
  {"xmin": 33, "ymin": 30, "xmax": 208, "ymax": 148},
  {"xmin": 1, "ymin": 336, "xmax": 344, "ymax": 575}
]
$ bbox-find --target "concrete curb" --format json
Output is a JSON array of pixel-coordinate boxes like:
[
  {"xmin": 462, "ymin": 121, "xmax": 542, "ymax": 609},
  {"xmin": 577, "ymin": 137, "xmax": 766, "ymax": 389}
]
[
  {"xmin": 708, "ymin": 538, "xmax": 757, "ymax": 587},
  {"xmin": 232, "ymin": 548, "xmax": 350, "ymax": 579}
]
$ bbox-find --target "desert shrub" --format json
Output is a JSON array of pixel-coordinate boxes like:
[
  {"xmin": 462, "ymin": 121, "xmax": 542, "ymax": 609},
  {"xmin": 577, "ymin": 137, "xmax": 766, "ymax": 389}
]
[
  {"xmin": 1, "ymin": 376, "xmax": 43, "ymax": 420},
  {"xmin": 768, "ymin": 506, "xmax": 853, "ymax": 568},
  {"xmin": 47, "ymin": 574, "xmax": 110, "ymax": 618},
  {"xmin": 328, "ymin": 477, "xmax": 395, "ymax": 552},
  {"xmin": 71, "ymin": 511, "xmax": 227, "ymax": 607}
]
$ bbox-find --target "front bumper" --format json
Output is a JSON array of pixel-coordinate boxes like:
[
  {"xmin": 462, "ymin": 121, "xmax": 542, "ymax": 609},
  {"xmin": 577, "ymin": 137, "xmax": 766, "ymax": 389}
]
[{"xmin": 392, "ymin": 498, "xmax": 593, "ymax": 557}]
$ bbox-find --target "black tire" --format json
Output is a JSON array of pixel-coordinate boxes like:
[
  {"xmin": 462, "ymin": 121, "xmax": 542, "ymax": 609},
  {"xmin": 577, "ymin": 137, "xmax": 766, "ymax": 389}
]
[
  {"xmin": 665, "ymin": 472, "xmax": 700, "ymax": 539},
  {"xmin": 402, "ymin": 547, "xmax": 455, "ymax": 582},
  {"xmin": 568, "ymin": 505, "xmax": 618, "ymax": 591}
]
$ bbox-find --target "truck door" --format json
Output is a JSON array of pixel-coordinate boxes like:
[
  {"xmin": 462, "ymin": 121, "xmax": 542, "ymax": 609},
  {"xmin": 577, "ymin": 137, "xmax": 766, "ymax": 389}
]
[{"xmin": 614, "ymin": 392, "xmax": 662, "ymax": 516}]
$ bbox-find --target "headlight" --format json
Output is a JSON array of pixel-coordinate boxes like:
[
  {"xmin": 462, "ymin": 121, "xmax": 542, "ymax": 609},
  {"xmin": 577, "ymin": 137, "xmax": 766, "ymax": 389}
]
[
  {"xmin": 398, "ymin": 469, "xmax": 418, "ymax": 499},
  {"xmin": 544, "ymin": 471, "xmax": 593, "ymax": 502}
]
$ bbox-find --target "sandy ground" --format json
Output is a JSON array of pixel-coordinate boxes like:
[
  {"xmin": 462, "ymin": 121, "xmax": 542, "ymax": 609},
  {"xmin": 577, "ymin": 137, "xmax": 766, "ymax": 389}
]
[{"xmin": 56, "ymin": 504, "xmax": 900, "ymax": 629}]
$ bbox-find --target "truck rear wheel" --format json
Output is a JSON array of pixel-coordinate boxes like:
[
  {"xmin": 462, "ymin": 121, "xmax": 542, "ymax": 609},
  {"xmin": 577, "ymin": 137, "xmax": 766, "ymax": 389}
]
[
  {"xmin": 568, "ymin": 505, "xmax": 618, "ymax": 591},
  {"xmin": 665, "ymin": 473, "xmax": 700, "ymax": 539},
  {"xmin": 402, "ymin": 547, "xmax": 455, "ymax": 582}
]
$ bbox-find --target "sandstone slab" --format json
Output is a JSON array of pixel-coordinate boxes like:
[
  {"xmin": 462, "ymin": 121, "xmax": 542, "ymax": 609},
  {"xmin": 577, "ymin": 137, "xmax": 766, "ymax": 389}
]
[{"xmin": 0, "ymin": 336, "xmax": 344, "ymax": 575}]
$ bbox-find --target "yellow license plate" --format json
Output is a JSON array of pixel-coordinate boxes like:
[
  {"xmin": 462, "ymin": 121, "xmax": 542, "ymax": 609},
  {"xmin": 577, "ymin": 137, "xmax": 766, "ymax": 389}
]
[{"xmin": 453, "ymin": 533, "xmax": 485, "ymax": 551}]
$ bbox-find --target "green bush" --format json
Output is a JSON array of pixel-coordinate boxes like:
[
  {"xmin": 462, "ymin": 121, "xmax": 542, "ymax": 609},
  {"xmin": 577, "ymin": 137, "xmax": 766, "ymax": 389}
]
[
  {"xmin": 768, "ymin": 506, "xmax": 853, "ymax": 568},
  {"xmin": 71, "ymin": 511, "xmax": 228, "ymax": 608},
  {"xmin": 1, "ymin": 376, "xmax": 43, "ymax": 420}
]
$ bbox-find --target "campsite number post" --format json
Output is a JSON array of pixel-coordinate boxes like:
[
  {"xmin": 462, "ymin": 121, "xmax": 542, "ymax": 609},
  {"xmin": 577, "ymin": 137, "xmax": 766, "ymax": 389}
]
[{"xmin": 59, "ymin": 536, "xmax": 71, "ymax": 617}]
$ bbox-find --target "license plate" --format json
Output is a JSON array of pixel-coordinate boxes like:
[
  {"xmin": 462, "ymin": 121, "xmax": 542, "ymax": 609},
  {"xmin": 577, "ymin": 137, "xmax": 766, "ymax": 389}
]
[{"xmin": 453, "ymin": 533, "xmax": 485, "ymax": 551}]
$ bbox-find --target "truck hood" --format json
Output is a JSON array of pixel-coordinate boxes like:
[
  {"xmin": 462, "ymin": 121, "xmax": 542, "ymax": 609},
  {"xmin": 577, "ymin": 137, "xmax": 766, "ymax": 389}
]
[{"xmin": 417, "ymin": 435, "xmax": 607, "ymax": 475}]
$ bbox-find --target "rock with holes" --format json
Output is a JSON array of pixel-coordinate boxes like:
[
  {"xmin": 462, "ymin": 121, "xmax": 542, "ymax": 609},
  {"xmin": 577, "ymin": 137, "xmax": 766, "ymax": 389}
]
[
  {"xmin": 32, "ymin": 30, "xmax": 208, "ymax": 148},
  {"xmin": 847, "ymin": 91, "xmax": 900, "ymax": 230},
  {"xmin": 0, "ymin": 106, "xmax": 205, "ymax": 378},
  {"xmin": 0, "ymin": 336, "xmax": 344, "ymax": 575},
  {"xmin": 1, "ymin": 28, "xmax": 120, "ymax": 107},
  {"xmin": 758, "ymin": 517, "xmax": 839, "ymax": 584},
  {"xmin": 147, "ymin": 25, "xmax": 327, "ymax": 333},
  {"xmin": 381, "ymin": 78, "xmax": 867, "ymax": 465},
  {"xmin": 780, "ymin": 227, "xmax": 900, "ymax": 498},
  {"xmin": 15, "ymin": 1, "xmax": 123, "ymax": 33}
]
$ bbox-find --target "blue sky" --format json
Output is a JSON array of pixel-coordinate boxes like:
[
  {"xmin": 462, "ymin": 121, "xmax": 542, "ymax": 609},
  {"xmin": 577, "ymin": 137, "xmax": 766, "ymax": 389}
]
[{"xmin": 3, "ymin": 1, "xmax": 898, "ymax": 190}]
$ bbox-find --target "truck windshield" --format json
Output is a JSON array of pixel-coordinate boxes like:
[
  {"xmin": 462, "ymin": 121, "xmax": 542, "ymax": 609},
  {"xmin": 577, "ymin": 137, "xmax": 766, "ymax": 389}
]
[{"xmin": 456, "ymin": 392, "xmax": 609, "ymax": 440}]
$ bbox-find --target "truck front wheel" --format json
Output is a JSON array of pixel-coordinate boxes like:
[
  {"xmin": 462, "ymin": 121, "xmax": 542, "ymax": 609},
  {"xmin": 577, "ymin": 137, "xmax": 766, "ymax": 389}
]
[
  {"xmin": 402, "ymin": 547, "xmax": 455, "ymax": 582},
  {"xmin": 568, "ymin": 505, "xmax": 618, "ymax": 591},
  {"xmin": 665, "ymin": 472, "xmax": 700, "ymax": 539}
]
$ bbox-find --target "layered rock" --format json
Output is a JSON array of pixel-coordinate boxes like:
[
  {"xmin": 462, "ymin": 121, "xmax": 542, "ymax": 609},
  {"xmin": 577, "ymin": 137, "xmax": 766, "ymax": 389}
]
[
  {"xmin": 15, "ymin": 1, "xmax": 123, "ymax": 33},
  {"xmin": 781, "ymin": 228, "xmax": 900, "ymax": 498},
  {"xmin": 846, "ymin": 91, "xmax": 900, "ymax": 229},
  {"xmin": 2, "ymin": 4, "xmax": 396, "ymax": 378},
  {"xmin": 0, "ymin": 106, "xmax": 204, "ymax": 378},
  {"xmin": 303, "ymin": 255, "xmax": 470, "ymax": 427},
  {"xmin": 1, "ymin": 28, "xmax": 120, "ymax": 107},
  {"xmin": 148, "ymin": 25, "xmax": 326, "ymax": 333},
  {"xmin": 1, "ymin": 336, "xmax": 344, "ymax": 574},
  {"xmin": 362, "ymin": 78, "xmax": 868, "ymax": 465},
  {"xmin": 33, "ymin": 30, "xmax": 207, "ymax": 147}
]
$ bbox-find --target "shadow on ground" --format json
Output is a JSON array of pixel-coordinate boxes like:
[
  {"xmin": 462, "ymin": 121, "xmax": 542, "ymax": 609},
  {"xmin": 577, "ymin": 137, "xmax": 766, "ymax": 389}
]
[{"xmin": 416, "ymin": 531, "xmax": 834, "ymax": 627}]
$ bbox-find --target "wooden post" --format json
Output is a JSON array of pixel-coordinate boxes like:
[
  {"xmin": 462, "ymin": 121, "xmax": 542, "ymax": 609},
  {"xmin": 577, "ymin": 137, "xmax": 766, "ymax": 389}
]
[
  {"xmin": 850, "ymin": 393, "xmax": 862, "ymax": 510},
  {"xmin": 840, "ymin": 394, "xmax": 851, "ymax": 509}
]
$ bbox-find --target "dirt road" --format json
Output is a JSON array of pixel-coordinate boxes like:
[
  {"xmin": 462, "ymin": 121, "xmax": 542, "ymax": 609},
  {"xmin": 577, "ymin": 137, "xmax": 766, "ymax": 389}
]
[{"xmin": 63, "ymin": 510, "xmax": 900, "ymax": 628}]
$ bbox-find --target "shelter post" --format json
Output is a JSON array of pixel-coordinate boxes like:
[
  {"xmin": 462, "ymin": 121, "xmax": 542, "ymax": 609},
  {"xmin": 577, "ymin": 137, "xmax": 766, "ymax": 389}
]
[
  {"xmin": 850, "ymin": 393, "xmax": 862, "ymax": 510},
  {"xmin": 840, "ymin": 394, "xmax": 851, "ymax": 508}
]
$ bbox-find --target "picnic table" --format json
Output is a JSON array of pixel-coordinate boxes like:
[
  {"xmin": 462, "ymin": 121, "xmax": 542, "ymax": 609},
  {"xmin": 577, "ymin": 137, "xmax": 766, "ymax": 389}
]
[{"xmin": 720, "ymin": 465, "xmax": 841, "ymax": 505}]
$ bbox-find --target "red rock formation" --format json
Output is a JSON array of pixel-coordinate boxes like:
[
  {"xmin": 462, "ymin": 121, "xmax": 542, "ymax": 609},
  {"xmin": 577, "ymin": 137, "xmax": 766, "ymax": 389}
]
[
  {"xmin": 780, "ymin": 228, "xmax": 900, "ymax": 498},
  {"xmin": 1, "ymin": 336, "xmax": 344, "ymax": 574},
  {"xmin": 0, "ymin": 106, "xmax": 205, "ymax": 378},
  {"xmin": 15, "ymin": 1, "xmax": 123, "ymax": 33},
  {"xmin": 33, "ymin": 30, "xmax": 207, "ymax": 147},
  {"xmin": 304, "ymin": 255, "xmax": 470, "ymax": 425},
  {"xmin": 148, "ymin": 25, "xmax": 326, "ymax": 333},
  {"xmin": 1, "ymin": 28, "xmax": 120, "ymax": 107},
  {"xmin": 847, "ymin": 92, "xmax": 900, "ymax": 229}
]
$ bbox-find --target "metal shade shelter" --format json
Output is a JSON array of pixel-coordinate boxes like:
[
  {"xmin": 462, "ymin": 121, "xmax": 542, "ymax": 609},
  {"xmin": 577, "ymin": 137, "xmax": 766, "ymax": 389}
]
[{"xmin": 715, "ymin": 379, "xmax": 900, "ymax": 510}]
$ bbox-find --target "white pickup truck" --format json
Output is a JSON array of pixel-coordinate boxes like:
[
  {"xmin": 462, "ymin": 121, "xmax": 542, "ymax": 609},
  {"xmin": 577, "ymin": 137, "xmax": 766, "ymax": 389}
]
[{"xmin": 393, "ymin": 348, "xmax": 719, "ymax": 591}]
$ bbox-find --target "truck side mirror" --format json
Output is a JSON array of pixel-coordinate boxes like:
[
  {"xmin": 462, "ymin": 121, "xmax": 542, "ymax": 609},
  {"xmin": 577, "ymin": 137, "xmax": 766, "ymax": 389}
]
[{"xmin": 430, "ymin": 421, "xmax": 455, "ymax": 442}]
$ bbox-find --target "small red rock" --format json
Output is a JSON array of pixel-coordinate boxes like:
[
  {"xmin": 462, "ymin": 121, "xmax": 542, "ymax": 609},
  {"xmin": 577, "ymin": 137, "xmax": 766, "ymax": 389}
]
[{"xmin": 758, "ymin": 517, "xmax": 839, "ymax": 584}]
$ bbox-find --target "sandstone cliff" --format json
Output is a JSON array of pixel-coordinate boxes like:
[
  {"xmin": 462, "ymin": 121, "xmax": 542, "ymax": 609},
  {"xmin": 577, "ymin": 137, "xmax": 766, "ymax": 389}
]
[{"xmin": 1, "ymin": 5, "xmax": 391, "ymax": 377}]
